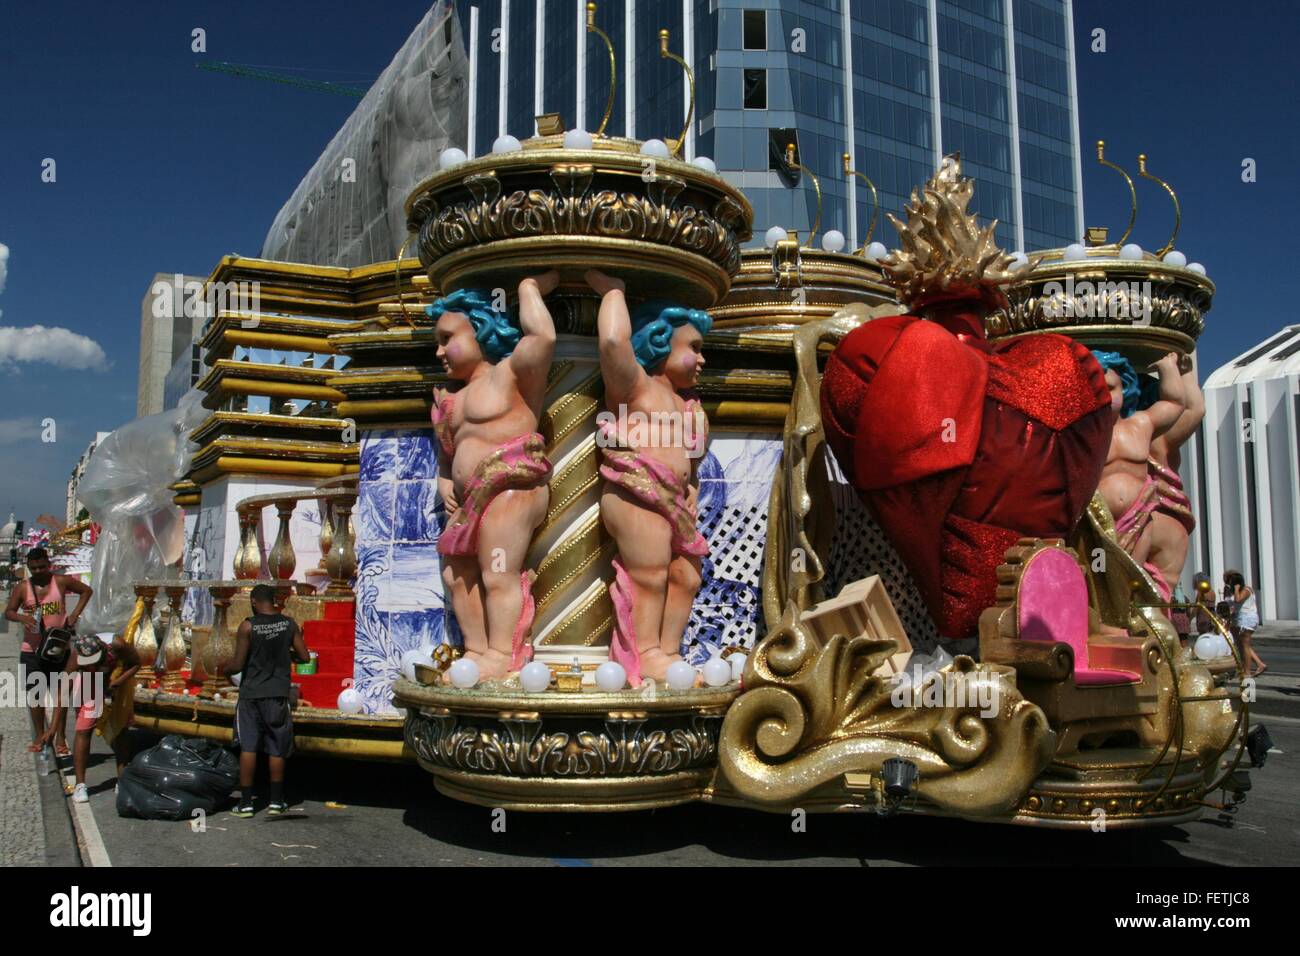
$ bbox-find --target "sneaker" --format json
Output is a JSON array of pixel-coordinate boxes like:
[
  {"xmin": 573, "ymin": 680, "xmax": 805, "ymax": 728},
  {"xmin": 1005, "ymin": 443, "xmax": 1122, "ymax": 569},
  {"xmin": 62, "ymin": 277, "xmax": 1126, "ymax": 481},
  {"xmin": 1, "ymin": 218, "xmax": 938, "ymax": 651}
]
[
  {"xmin": 230, "ymin": 800, "xmax": 256, "ymax": 818},
  {"xmin": 267, "ymin": 801, "xmax": 289, "ymax": 815},
  {"xmin": 71, "ymin": 783, "xmax": 89, "ymax": 804}
]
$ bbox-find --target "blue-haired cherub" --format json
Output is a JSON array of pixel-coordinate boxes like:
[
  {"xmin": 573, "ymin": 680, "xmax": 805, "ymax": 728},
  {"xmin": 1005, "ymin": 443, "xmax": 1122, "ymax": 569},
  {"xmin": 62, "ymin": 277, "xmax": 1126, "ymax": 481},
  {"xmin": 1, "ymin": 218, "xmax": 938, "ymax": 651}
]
[
  {"xmin": 427, "ymin": 274, "xmax": 559, "ymax": 680},
  {"xmin": 586, "ymin": 268, "xmax": 713, "ymax": 687}
]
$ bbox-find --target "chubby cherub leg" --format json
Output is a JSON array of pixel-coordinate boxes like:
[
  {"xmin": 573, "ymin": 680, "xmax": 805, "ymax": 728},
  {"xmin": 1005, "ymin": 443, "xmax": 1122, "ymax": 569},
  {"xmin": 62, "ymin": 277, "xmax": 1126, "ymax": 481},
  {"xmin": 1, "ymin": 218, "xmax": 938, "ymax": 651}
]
[
  {"xmin": 603, "ymin": 484, "xmax": 685, "ymax": 683},
  {"xmin": 660, "ymin": 554, "xmax": 702, "ymax": 661},
  {"xmin": 476, "ymin": 485, "xmax": 550, "ymax": 678},
  {"xmin": 442, "ymin": 555, "xmax": 487, "ymax": 680}
]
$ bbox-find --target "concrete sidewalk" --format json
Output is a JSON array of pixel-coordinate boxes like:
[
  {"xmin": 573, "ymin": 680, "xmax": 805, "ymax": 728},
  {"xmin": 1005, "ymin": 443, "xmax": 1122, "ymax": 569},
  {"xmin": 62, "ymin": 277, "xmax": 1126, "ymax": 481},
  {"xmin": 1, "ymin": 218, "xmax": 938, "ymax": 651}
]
[{"xmin": 0, "ymin": 643, "xmax": 45, "ymax": 866}]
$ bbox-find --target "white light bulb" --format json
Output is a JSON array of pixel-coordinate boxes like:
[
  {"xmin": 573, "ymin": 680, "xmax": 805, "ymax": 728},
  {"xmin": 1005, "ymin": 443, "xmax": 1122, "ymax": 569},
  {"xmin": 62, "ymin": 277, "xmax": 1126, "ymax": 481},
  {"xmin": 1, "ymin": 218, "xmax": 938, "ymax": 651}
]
[
  {"xmin": 729, "ymin": 652, "xmax": 748, "ymax": 681},
  {"xmin": 519, "ymin": 661, "xmax": 552, "ymax": 693},
  {"xmin": 1187, "ymin": 262, "xmax": 1206, "ymax": 275},
  {"xmin": 866, "ymin": 241, "xmax": 889, "ymax": 261},
  {"xmin": 640, "ymin": 138, "xmax": 670, "ymax": 158},
  {"xmin": 666, "ymin": 660, "xmax": 697, "ymax": 690},
  {"xmin": 337, "ymin": 688, "xmax": 363, "ymax": 714},
  {"xmin": 690, "ymin": 155, "xmax": 717, "ymax": 173},
  {"xmin": 1119, "ymin": 243, "xmax": 1144, "ymax": 260},
  {"xmin": 399, "ymin": 648, "xmax": 433, "ymax": 681},
  {"xmin": 594, "ymin": 660, "xmax": 627, "ymax": 691},
  {"xmin": 1162, "ymin": 250, "xmax": 1187, "ymax": 267},
  {"xmin": 765, "ymin": 225, "xmax": 787, "ymax": 248},
  {"xmin": 438, "ymin": 147, "xmax": 467, "ymax": 170},
  {"xmin": 820, "ymin": 229, "xmax": 847, "ymax": 253},
  {"xmin": 492, "ymin": 134, "xmax": 522, "ymax": 154},
  {"xmin": 448, "ymin": 658, "xmax": 480, "ymax": 688},
  {"xmin": 1008, "ymin": 251, "xmax": 1029, "ymax": 271},
  {"xmin": 563, "ymin": 128, "xmax": 593, "ymax": 149},
  {"xmin": 701, "ymin": 656, "xmax": 732, "ymax": 687},
  {"xmin": 1062, "ymin": 243, "xmax": 1087, "ymax": 261}
]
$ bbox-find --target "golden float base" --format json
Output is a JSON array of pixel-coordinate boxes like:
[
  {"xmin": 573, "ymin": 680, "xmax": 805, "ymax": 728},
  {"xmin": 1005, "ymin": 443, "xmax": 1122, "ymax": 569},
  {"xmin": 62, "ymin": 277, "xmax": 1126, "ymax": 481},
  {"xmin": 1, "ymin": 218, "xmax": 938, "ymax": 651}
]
[
  {"xmin": 393, "ymin": 678, "xmax": 737, "ymax": 811},
  {"xmin": 1012, "ymin": 747, "xmax": 1209, "ymax": 829},
  {"xmin": 130, "ymin": 688, "xmax": 408, "ymax": 761}
]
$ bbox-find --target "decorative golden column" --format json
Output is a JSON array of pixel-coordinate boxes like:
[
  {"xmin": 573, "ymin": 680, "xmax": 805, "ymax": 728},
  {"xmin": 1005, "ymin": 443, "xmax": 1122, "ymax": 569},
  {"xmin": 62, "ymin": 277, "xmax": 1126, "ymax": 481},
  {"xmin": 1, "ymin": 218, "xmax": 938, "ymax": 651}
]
[
  {"xmin": 132, "ymin": 584, "xmax": 161, "ymax": 686},
  {"xmin": 268, "ymin": 499, "xmax": 298, "ymax": 579},
  {"xmin": 200, "ymin": 585, "xmax": 238, "ymax": 699},
  {"xmin": 325, "ymin": 496, "xmax": 357, "ymax": 592},
  {"xmin": 158, "ymin": 585, "xmax": 189, "ymax": 694},
  {"xmin": 316, "ymin": 498, "xmax": 335, "ymax": 571}
]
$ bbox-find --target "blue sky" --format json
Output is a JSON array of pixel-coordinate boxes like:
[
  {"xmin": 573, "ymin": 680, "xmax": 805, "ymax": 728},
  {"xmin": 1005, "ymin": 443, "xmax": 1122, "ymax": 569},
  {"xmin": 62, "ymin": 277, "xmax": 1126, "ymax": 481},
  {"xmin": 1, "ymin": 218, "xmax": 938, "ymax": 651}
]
[{"xmin": 0, "ymin": 0, "xmax": 1295, "ymax": 526}]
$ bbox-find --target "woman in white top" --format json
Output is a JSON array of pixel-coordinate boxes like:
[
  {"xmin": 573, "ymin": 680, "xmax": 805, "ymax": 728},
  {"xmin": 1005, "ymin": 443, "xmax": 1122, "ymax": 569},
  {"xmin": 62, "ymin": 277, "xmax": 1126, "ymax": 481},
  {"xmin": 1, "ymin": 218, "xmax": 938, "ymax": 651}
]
[{"xmin": 1224, "ymin": 569, "xmax": 1266, "ymax": 676}]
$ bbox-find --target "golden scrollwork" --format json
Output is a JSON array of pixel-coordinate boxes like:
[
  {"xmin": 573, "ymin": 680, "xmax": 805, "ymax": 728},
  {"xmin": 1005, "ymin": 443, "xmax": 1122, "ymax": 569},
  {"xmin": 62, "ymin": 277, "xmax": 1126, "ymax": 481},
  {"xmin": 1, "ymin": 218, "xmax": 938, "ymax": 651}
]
[{"xmin": 415, "ymin": 167, "xmax": 744, "ymax": 274}]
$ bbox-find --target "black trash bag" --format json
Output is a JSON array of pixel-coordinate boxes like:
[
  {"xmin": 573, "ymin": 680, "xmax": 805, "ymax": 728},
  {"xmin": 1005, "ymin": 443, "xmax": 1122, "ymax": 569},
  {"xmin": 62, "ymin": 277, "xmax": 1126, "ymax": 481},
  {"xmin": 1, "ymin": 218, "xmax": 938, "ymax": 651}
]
[{"xmin": 115, "ymin": 734, "xmax": 239, "ymax": 821}]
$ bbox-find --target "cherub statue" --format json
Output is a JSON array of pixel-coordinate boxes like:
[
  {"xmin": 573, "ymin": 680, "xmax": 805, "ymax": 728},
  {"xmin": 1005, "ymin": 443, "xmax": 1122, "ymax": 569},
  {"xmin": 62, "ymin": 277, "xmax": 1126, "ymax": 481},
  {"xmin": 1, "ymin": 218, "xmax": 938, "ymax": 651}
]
[
  {"xmin": 1092, "ymin": 350, "xmax": 1187, "ymax": 598},
  {"xmin": 586, "ymin": 269, "xmax": 711, "ymax": 686},
  {"xmin": 1147, "ymin": 361, "xmax": 1204, "ymax": 595},
  {"xmin": 430, "ymin": 273, "xmax": 559, "ymax": 679}
]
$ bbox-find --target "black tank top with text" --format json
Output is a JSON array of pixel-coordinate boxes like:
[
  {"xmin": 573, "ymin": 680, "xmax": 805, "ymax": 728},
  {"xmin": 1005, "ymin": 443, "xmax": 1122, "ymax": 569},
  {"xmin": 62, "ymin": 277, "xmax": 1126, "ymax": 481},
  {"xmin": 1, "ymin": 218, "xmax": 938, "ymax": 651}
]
[{"xmin": 239, "ymin": 613, "xmax": 296, "ymax": 699}]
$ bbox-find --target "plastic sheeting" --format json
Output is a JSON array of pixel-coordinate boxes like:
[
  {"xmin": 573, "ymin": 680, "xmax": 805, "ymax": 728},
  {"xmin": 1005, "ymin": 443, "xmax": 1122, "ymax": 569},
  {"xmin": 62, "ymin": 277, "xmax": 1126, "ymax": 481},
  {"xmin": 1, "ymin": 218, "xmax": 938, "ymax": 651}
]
[
  {"xmin": 115, "ymin": 735, "xmax": 239, "ymax": 821},
  {"xmin": 260, "ymin": 1, "xmax": 469, "ymax": 268},
  {"xmin": 75, "ymin": 390, "xmax": 208, "ymax": 636}
]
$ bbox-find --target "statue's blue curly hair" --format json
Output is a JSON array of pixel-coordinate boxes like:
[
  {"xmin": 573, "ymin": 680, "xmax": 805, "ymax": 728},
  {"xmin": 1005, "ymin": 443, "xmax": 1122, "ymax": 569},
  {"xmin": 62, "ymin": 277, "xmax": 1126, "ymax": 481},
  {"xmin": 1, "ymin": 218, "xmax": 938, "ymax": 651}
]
[
  {"xmin": 629, "ymin": 301, "xmax": 713, "ymax": 371},
  {"xmin": 426, "ymin": 288, "xmax": 520, "ymax": 363},
  {"xmin": 1091, "ymin": 349, "xmax": 1144, "ymax": 418}
]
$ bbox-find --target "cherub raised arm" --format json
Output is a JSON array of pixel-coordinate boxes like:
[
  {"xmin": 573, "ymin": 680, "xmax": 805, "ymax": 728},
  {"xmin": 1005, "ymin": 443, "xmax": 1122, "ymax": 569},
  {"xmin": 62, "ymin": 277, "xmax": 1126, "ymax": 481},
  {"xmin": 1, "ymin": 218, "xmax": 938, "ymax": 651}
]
[
  {"xmin": 430, "ymin": 272, "xmax": 559, "ymax": 679},
  {"xmin": 1092, "ymin": 350, "xmax": 1186, "ymax": 595},
  {"xmin": 1147, "ymin": 359, "xmax": 1205, "ymax": 596},
  {"xmin": 587, "ymin": 269, "xmax": 711, "ymax": 686}
]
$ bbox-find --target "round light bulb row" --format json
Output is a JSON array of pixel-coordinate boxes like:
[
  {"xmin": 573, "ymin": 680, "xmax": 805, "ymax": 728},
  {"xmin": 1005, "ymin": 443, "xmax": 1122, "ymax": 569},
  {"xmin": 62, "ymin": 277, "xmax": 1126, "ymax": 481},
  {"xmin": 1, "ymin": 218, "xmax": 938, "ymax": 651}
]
[
  {"xmin": 1060, "ymin": 242, "xmax": 1205, "ymax": 275},
  {"xmin": 436, "ymin": 134, "xmax": 720, "ymax": 175}
]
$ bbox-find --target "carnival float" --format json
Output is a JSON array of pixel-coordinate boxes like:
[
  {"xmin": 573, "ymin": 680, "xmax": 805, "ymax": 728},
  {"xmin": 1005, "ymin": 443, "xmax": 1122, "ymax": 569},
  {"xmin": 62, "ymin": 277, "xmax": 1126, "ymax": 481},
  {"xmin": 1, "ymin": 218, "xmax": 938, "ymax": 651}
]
[{"xmin": 89, "ymin": 13, "xmax": 1265, "ymax": 830}]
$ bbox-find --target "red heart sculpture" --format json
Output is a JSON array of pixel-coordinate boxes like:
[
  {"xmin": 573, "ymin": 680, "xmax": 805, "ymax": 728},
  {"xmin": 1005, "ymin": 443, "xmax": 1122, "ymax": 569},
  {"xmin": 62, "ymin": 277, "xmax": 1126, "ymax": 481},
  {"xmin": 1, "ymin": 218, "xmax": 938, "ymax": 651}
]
[{"xmin": 820, "ymin": 307, "xmax": 1113, "ymax": 639}]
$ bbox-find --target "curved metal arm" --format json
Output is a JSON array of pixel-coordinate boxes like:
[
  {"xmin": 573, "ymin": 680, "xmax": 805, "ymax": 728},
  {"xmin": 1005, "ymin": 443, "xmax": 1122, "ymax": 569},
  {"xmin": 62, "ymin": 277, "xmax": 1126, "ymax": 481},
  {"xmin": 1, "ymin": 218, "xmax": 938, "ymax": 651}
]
[
  {"xmin": 394, "ymin": 233, "xmax": 418, "ymax": 329},
  {"xmin": 786, "ymin": 143, "xmax": 821, "ymax": 248},
  {"xmin": 586, "ymin": 3, "xmax": 617, "ymax": 137},
  {"xmin": 842, "ymin": 151, "xmax": 879, "ymax": 253},
  {"xmin": 658, "ymin": 29, "xmax": 694, "ymax": 158},
  {"xmin": 1137, "ymin": 153, "xmax": 1181, "ymax": 258},
  {"xmin": 1096, "ymin": 140, "xmax": 1137, "ymax": 247}
]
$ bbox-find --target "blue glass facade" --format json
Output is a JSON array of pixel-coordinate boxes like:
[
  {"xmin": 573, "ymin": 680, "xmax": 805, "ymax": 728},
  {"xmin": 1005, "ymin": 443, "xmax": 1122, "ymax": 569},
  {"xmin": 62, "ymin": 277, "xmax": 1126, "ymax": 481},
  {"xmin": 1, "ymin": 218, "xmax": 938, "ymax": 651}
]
[{"xmin": 454, "ymin": 0, "xmax": 1081, "ymax": 253}]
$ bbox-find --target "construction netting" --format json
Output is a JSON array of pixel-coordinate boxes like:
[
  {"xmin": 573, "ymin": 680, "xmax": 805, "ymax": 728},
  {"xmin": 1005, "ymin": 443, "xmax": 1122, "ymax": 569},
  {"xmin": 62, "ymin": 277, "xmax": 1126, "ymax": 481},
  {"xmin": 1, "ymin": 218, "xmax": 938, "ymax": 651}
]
[{"xmin": 260, "ymin": 1, "xmax": 469, "ymax": 268}]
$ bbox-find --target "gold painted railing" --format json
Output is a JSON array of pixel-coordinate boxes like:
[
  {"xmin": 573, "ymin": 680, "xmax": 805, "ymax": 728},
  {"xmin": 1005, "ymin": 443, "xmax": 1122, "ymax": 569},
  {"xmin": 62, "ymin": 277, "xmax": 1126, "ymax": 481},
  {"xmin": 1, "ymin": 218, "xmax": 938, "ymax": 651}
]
[{"xmin": 232, "ymin": 478, "xmax": 358, "ymax": 593}]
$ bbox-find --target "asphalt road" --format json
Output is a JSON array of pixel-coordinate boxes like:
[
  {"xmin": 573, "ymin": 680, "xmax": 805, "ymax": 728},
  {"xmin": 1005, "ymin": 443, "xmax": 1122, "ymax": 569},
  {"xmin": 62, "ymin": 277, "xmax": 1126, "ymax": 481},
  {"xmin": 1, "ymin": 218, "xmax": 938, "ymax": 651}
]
[{"xmin": 68, "ymin": 715, "xmax": 1298, "ymax": 868}]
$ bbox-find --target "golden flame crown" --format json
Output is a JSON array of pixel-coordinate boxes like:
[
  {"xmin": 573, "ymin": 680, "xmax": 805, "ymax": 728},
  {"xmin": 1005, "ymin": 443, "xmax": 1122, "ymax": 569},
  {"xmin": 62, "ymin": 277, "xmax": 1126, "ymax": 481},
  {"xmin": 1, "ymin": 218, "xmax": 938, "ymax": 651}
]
[{"xmin": 884, "ymin": 154, "xmax": 1020, "ymax": 308}]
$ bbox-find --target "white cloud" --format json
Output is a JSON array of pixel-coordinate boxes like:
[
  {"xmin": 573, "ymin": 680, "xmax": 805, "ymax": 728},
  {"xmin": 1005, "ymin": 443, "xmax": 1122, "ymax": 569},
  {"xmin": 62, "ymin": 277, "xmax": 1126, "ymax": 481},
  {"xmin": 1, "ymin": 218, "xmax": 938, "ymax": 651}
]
[
  {"xmin": 0, "ymin": 418, "xmax": 39, "ymax": 447},
  {"xmin": 0, "ymin": 324, "xmax": 110, "ymax": 371},
  {"xmin": 0, "ymin": 242, "xmax": 9, "ymax": 293}
]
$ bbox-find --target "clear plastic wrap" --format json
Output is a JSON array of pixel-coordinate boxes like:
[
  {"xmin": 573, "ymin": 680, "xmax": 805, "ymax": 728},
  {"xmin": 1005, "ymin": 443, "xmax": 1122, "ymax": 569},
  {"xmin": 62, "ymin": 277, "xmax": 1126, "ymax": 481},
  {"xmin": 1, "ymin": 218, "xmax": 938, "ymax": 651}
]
[
  {"xmin": 259, "ymin": 1, "xmax": 468, "ymax": 267},
  {"xmin": 75, "ymin": 390, "xmax": 208, "ymax": 635}
]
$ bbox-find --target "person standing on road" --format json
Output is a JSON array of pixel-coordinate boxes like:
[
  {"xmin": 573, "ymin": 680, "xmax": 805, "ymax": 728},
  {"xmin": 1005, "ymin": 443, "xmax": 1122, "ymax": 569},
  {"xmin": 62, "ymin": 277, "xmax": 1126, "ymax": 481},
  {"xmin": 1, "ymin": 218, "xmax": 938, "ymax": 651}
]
[
  {"xmin": 222, "ymin": 584, "xmax": 309, "ymax": 817},
  {"xmin": 3, "ymin": 547, "xmax": 93, "ymax": 755},
  {"xmin": 1224, "ymin": 570, "xmax": 1266, "ymax": 677},
  {"xmin": 48, "ymin": 633, "xmax": 141, "ymax": 803}
]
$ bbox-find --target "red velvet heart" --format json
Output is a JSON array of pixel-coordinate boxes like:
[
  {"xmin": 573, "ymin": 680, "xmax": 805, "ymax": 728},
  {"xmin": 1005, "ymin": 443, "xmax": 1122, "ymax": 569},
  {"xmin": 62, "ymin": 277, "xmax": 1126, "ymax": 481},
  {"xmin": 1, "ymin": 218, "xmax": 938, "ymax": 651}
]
[{"xmin": 820, "ymin": 309, "xmax": 1113, "ymax": 639}]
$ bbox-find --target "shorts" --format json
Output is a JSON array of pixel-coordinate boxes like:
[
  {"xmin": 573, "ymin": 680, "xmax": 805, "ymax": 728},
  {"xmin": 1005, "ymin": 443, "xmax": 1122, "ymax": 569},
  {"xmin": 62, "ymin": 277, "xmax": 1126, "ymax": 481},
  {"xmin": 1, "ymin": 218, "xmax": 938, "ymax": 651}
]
[
  {"xmin": 72, "ymin": 672, "xmax": 104, "ymax": 733},
  {"xmin": 234, "ymin": 697, "xmax": 294, "ymax": 757},
  {"xmin": 19, "ymin": 652, "xmax": 60, "ymax": 699},
  {"xmin": 1237, "ymin": 611, "xmax": 1260, "ymax": 632}
]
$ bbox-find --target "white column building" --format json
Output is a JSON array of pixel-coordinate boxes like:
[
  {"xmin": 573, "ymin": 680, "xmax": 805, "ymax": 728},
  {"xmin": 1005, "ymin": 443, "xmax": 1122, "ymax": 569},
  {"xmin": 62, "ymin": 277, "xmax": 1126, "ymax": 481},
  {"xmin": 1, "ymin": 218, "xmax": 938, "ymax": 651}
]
[{"xmin": 1187, "ymin": 325, "xmax": 1300, "ymax": 621}]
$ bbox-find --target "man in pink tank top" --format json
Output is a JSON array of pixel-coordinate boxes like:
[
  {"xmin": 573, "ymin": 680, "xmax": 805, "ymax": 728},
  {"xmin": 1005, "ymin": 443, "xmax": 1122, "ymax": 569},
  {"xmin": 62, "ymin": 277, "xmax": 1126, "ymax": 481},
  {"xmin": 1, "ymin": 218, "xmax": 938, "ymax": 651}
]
[{"xmin": 4, "ymin": 547, "xmax": 93, "ymax": 753}]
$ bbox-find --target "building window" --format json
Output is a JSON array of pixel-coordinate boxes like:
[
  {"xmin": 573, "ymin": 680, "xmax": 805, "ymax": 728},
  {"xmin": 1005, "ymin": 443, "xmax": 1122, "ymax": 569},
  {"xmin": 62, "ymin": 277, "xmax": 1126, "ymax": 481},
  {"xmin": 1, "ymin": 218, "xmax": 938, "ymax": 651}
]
[
  {"xmin": 743, "ymin": 10, "xmax": 766, "ymax": 50},
  {"xmin": 743, "ymin": 68, "xmax": 766, "ymax": 110},
  {"xmin": 769, "ymin": 128, "xmax": 800, "ymax": 187}
]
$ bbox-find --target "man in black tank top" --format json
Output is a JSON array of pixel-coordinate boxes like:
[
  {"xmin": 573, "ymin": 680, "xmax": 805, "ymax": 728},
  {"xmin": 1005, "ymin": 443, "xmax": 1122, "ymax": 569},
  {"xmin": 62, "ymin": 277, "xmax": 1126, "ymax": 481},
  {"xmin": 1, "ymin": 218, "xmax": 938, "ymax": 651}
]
[{"xmin": 223, "ymin": 584, "xmax": 309, "ymax": 817}]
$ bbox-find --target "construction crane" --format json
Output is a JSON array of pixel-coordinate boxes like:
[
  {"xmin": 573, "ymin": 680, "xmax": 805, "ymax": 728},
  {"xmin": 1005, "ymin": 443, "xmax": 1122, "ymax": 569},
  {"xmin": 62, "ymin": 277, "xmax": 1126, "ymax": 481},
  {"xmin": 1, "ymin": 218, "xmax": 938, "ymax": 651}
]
[{"xmin": 195, "ymin": 60, "xmax": 370, "ymax": 98}]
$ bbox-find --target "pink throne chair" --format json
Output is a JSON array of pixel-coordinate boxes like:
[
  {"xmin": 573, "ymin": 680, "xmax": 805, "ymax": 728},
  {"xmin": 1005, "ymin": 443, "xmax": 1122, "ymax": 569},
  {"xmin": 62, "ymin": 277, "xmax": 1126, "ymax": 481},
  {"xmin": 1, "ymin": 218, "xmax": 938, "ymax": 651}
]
[{"xmin": 980, "ymin": 539, "xmax": 1165, "ymax": 753}]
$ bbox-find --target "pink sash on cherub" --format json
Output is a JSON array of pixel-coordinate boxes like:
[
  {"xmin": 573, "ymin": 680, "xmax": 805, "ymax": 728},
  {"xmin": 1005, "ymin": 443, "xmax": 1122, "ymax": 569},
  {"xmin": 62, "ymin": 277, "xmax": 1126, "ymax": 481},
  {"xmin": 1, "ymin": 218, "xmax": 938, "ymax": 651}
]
[
  {"xmin": 1113, "ymin": 474, "xmax": 1172, "ymax": 602},
  {"xmin": 598, "ymin": 405, "xmax": 709, "ymax": 686}
]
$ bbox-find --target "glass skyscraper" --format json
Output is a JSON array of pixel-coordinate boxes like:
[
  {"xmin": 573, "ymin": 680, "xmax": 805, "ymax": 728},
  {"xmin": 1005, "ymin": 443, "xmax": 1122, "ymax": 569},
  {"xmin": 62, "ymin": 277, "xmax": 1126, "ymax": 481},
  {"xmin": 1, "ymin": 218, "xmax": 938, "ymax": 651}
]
[{"xmin": 453, "ymin": 0, "xmax": 1082, "ymax": 253}]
